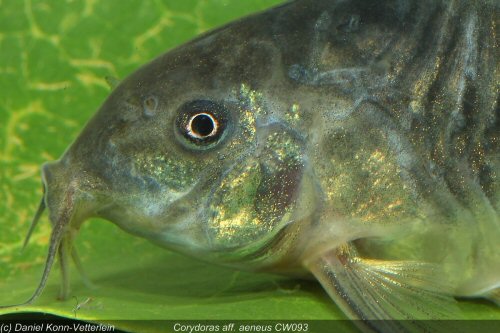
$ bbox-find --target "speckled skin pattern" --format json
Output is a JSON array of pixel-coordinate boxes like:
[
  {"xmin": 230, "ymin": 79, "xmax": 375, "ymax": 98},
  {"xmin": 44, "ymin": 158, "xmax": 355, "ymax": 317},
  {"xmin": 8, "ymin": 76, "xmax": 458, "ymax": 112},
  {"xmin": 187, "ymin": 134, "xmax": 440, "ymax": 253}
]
[{"xmin": 39, "ymin": 0, "xmax": 498, "ymax": 314}]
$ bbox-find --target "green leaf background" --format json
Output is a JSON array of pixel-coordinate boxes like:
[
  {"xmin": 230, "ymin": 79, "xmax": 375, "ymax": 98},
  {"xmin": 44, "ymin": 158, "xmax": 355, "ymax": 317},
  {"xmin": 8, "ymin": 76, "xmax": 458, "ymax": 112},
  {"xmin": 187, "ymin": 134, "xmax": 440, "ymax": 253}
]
[{"xmin": 0, "ymin": 1, "xmax": 498, "ymax": 332}]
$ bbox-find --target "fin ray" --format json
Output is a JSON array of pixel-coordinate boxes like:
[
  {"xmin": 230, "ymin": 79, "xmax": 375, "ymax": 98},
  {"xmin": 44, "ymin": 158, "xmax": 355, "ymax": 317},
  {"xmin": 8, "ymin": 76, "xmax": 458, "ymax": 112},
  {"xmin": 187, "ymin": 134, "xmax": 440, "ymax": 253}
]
[
  {"xmin": 486, "ymin": 288, "xmax": 500, "ymax": 306},
  {"xmin": 306, "ymin": 244, "xmax": 463, "ymax": 332}
]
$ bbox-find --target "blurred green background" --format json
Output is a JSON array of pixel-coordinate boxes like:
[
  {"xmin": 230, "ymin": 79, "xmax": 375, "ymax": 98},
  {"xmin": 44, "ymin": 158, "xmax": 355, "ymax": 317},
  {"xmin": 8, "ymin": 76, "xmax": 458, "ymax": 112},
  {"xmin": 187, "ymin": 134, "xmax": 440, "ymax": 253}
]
[{"xmin": 0, "ymin": 1, "xmax": 498, "ymax": 332}]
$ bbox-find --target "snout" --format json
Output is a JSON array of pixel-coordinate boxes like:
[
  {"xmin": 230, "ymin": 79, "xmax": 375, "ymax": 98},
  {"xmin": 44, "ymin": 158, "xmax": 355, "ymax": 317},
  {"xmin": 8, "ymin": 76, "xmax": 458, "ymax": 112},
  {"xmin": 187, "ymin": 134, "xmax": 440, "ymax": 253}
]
[{"xmin": 41, "ymin": 159, "xmax": 102, "ymax": 227}]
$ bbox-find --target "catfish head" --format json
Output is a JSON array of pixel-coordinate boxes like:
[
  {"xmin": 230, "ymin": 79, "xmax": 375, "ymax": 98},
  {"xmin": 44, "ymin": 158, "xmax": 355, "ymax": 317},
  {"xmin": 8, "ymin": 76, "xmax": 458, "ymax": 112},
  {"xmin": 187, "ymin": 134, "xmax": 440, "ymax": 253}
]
[{"xmin": 10, "ymin": 9, "xmax": 319, "ymax": 305}]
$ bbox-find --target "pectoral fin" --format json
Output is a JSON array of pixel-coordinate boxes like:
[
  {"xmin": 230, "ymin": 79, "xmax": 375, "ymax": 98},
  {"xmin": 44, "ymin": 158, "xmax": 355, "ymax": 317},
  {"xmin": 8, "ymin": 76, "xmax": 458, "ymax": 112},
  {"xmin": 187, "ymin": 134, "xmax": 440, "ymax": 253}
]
[
  {"xmin": 486, "ymin": 288, "xmax": 500, "ymax": 306},
  {"xmin": 305, "ymin": 244, "xmax": 462, "ymax": 332}
]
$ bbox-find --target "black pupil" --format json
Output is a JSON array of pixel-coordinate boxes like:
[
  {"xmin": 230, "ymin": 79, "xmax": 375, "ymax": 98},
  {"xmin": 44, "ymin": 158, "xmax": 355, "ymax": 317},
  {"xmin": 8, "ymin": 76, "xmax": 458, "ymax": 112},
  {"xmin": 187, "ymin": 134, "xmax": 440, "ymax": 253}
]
[{"xmin": 191, "ymin": 114, "xmax": 214, "ymax": 137}]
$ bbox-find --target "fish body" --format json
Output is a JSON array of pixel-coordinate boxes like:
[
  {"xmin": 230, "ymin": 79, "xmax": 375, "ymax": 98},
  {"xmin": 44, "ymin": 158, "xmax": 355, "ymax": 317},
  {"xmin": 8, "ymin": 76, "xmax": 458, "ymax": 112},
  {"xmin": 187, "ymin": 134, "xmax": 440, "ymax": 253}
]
[{"xmin": 5, "ymin": 0, "xmax": 500, "ymax": 331}]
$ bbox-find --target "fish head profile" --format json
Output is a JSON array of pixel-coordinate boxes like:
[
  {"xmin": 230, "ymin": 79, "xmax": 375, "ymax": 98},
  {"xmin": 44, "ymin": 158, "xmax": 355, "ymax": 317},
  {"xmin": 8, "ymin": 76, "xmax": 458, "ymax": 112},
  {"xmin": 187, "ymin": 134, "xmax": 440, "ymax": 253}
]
[{"xmin": 40, "ymin": 15, "xmax": 317, "ymax": 275}]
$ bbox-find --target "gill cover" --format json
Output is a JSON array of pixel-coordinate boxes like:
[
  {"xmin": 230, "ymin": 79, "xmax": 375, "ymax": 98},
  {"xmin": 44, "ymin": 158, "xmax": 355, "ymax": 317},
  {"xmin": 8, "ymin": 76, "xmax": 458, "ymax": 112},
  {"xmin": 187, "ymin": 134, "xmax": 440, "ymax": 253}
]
[{"xmin": 207, "ymin": 122, "xmax": 306, "ymax": 253}]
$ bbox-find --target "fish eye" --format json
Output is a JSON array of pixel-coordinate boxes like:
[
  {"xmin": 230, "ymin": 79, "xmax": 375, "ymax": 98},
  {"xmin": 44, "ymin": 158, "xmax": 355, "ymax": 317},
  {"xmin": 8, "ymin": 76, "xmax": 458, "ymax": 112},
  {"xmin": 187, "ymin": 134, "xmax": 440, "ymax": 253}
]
[
  {"xmin": 188, "ymin": 113, "xmax": 217, "ymax": 138},
  {"xmin": 175, "ymin": 100, "xmax": 229, "ymax": 149}
]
